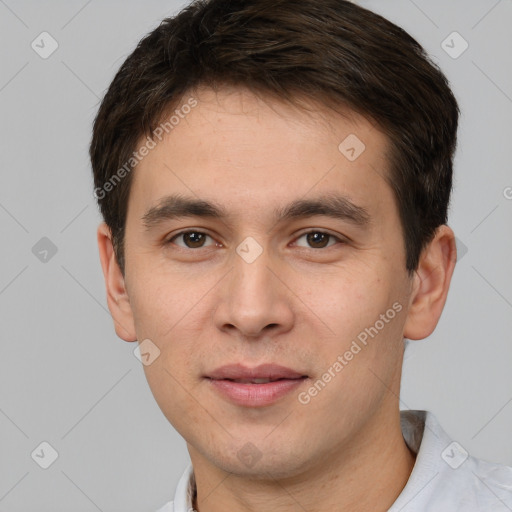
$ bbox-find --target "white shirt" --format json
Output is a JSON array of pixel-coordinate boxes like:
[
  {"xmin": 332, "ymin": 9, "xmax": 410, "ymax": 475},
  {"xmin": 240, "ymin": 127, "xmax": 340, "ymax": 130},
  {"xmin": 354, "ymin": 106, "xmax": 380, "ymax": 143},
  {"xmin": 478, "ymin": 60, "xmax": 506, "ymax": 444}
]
[{"xmin": 155, "ymin": 410, "xmax": 512, "ymax": 511}]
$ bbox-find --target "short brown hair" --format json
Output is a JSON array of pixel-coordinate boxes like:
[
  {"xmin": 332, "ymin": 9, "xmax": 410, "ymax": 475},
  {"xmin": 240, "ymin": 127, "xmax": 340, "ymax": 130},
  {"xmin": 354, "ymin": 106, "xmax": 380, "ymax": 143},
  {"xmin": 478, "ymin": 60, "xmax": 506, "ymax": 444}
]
[{"xmin": 90, "ymin": 0, "xmax": 459, "ymax": 275}]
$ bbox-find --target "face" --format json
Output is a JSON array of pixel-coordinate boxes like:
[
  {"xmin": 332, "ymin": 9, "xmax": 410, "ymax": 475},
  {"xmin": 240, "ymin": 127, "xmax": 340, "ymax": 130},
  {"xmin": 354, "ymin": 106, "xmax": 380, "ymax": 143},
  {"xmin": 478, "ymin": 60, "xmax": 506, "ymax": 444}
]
[{"xmin": 110, "ymin": 86, "xmax": 419, "ymax": 478}]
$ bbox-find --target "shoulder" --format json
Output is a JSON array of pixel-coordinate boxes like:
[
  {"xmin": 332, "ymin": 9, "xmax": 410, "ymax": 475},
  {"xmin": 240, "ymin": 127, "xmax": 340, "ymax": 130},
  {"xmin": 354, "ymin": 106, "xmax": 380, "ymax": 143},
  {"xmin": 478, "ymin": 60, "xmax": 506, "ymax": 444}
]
[
  {"xmin": 436, "ymin": 455, "xmax": 512, "ymax": 509},
  {"xmin": 424, "ymin": 411, "xmax": 512, "ymax": 509},
  {"xmin": 393, "ymin": 410, "xmax": 512, "ymax": 511}
]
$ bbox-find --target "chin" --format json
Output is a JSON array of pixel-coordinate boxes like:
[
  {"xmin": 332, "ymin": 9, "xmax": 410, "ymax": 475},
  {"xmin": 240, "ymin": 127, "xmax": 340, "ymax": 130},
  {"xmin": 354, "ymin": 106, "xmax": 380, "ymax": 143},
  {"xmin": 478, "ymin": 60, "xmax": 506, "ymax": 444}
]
[{"xmin": 203, "ymin": 442, "xmax": 311, "ymax": 481}]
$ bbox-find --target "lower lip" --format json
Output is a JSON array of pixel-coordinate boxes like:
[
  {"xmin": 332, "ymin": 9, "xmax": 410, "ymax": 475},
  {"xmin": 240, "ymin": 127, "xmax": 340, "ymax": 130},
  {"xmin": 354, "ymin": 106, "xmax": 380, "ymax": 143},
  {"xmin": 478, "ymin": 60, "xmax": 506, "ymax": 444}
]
[{"xmin": 207, "ymin": 378, "xmax": 307, "ymax": 407}]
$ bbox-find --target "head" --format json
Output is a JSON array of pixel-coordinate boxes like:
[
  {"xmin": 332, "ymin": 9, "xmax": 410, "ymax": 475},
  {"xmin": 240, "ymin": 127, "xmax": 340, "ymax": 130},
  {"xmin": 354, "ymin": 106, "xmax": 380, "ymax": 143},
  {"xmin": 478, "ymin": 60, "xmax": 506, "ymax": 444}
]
[{"xmin": 92, "ymin": 0, "xmax": 458, "ymax": 479}]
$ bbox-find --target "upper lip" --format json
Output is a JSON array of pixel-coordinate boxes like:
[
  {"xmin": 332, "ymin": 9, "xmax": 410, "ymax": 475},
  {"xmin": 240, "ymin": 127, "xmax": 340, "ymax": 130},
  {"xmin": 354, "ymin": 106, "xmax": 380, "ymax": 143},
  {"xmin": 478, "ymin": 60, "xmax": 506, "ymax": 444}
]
[{"xmin": 206, "ymin": 363, "xmax": 307, "ymax": 381}]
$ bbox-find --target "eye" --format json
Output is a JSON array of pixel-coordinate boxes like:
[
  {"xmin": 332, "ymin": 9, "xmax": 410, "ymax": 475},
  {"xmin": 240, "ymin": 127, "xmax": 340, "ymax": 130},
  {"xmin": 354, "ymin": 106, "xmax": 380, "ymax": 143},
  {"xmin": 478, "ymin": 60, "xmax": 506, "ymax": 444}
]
[
  {"xmin": 294, "ymin": 230, "xmax": 342, "ymax": 249},
  {"xmin": 167, "ymin": 230, "xmax": 217, "ymax": 249}
]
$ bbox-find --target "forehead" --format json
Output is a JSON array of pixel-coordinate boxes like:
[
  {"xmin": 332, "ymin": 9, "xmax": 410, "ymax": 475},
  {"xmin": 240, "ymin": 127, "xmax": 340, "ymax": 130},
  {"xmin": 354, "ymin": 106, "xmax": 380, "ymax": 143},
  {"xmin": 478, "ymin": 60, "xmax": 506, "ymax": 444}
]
[{"xmin": 128, "ymin": 86, "xmax": 394, "ymax": 223}]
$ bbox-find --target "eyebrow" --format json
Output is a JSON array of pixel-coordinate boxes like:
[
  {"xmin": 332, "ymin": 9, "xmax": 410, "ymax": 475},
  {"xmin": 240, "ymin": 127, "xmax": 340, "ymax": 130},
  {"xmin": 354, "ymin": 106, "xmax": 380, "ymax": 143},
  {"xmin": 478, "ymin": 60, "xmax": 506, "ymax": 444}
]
[{"xmin": 142, "ymin": 193, "xmax": 371, "ymax": 230}]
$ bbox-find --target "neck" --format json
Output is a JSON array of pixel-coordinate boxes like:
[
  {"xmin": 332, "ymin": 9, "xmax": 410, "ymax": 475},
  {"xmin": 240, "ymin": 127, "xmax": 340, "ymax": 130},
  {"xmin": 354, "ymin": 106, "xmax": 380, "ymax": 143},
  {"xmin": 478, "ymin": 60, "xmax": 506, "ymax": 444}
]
[{"xmin": 189, "ymin": 407, "xmax": 416, "ymax": 512}]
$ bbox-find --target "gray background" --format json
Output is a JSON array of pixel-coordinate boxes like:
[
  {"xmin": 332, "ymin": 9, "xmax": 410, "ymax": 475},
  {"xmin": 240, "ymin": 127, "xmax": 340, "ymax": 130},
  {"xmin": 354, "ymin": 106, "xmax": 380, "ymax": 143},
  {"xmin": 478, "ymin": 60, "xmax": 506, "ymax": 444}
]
[{"xmin": 0, "ymin": 0, "xmax": 511, "ymax": 510}]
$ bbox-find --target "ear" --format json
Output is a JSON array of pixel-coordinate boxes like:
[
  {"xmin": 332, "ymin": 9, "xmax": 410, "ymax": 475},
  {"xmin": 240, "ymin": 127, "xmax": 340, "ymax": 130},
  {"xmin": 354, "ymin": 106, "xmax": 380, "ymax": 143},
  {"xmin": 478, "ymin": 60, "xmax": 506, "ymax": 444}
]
[
  {"xmin": 97, "ymin": 222, "xmax": 137, "ymax": 342},
  {"xmin": 403, "ymin": 225, "xmax": 457, "ymax": 340}
]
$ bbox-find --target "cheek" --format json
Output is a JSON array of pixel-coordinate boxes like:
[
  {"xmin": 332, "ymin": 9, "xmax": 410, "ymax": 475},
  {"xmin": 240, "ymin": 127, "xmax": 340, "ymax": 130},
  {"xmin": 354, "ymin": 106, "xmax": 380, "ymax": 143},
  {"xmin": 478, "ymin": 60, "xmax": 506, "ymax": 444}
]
[
  {"xmin": 142, "ymin": 360, "xmax": 201, "ymax": 436},
  {"xmin": 128, "ymin": 266, "xmax": 201, "ymax": 340},
  {"xmin": 304, "ymin": 270, "xmax": 406, "ymax": 380},
  {"xmin": 302, "ymin": 271, "xmax": 386, "ymax": 340}
]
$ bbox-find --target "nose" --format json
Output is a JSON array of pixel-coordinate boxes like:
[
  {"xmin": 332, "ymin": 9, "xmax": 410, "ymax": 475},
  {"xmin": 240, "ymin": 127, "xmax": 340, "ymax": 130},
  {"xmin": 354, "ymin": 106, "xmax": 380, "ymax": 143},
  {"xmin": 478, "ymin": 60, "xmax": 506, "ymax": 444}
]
[{"xmin": 212, "ymin": 244, "xmax": 295, "ymax": 339}]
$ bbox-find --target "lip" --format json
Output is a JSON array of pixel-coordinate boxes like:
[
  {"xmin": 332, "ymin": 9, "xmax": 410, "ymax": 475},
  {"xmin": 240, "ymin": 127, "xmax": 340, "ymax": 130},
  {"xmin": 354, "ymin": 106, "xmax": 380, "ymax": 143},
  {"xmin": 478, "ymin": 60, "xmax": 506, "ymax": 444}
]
[{"xmin": 205, "ymin": 363, "xmax": 308, "ymax": 407}]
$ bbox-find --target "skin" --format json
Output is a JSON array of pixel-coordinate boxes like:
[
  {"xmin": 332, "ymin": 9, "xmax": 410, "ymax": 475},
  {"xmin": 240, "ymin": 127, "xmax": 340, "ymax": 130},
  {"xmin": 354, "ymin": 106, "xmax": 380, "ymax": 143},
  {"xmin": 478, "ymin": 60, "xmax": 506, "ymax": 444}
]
[{"xmin": 97, "ymin": 85, "xmax": 456, "ymax": 512}]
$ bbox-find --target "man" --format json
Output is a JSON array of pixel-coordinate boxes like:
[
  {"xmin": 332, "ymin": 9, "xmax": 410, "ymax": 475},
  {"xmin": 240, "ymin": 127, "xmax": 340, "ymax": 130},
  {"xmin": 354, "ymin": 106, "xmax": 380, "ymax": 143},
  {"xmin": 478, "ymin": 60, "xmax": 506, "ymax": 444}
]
[{"xmin": 90, "ymin": 0, "xmax": 512, "ymax": 510}]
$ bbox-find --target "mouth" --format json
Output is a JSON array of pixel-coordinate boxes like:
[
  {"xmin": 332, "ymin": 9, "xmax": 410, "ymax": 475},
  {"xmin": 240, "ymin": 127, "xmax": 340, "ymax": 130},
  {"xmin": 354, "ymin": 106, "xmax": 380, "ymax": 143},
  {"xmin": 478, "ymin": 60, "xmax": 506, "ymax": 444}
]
[
  {"xmin": 219, "ymin": 377, "xmax": 304, "ymax": 384},
  {"xmin": 206, "ymin": 362, "xmax": 307, "ymax": 381},
  {"xmin": 205, "ymin": 363, "xmax": 309, "ymax": 407}
]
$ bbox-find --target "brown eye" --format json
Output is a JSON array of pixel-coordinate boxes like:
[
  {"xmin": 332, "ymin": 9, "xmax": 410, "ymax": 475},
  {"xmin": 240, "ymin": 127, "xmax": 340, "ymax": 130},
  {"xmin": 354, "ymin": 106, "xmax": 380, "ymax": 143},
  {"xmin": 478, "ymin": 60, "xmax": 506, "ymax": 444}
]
[
  {"xmin": 307, "ymin": 232, "xmax": 330, "ymax": 248},
  {"xmin": 169, "ymin": 231, "xmax": 214, "ymax": 249},
  {"xmin": 295, "ymin": 231, "xmax": 340, "ymax": 249}
]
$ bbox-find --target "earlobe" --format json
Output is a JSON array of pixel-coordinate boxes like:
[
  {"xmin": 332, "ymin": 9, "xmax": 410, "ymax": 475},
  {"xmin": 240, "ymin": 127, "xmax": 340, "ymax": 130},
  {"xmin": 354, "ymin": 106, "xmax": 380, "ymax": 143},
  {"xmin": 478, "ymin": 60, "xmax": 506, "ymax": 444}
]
[
  {"xmin": 403, "ymin": 225, "xmax": 457, "ymax": 340},
  {"xmin": 97, "ymin": 223, "xmax": 137, "ymax": 342}
]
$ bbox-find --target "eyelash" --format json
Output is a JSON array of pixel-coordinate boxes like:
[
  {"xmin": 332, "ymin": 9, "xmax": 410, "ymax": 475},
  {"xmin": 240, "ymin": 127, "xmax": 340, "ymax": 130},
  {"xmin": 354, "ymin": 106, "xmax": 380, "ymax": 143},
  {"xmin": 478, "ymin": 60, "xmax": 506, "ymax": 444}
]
[{"xmin": 165, "ymin": 229, "xmax": 345, "ymax": 250}]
